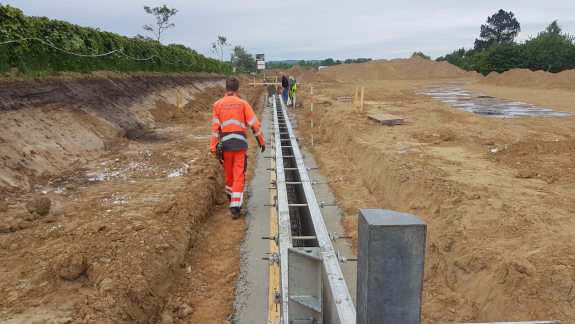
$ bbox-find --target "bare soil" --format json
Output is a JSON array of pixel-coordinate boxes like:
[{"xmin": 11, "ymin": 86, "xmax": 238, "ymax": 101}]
[
  {"xmin": 292, "ymin": 63, "xmax": 575, "ymax": 323},
  {"xmin": 0, "ymin": 74, "xmax": 266, "ymax": 323}
]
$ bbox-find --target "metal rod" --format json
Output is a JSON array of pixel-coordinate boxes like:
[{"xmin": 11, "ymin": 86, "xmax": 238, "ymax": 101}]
[
  {"xmin": 288, "ymin": 204, "xmax": 308, "ymax": 207},
  {"xmin": 292, "ymin": 236, "xmax": 317, "ymax": 240}
]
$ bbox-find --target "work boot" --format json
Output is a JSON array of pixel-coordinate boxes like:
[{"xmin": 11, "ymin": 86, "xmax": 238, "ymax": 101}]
[{"xmin": 230, "ymin": 207, "xmax": 242, "ymax": 219}]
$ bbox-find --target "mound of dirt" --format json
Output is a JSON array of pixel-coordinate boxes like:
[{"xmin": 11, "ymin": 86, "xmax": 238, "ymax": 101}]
[
  {"xmin": 479, "ymin": 68, "xmax": 575, "ymax": 91},
  {"xmin": 316, "ymin": 57, "xmax": 478, "ymax": 83}
]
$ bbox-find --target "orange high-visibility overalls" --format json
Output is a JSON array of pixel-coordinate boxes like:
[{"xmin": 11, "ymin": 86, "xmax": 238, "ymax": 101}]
[{"xmin": 210, "ymin": 92, "xmax": 265, "ymax": 209}]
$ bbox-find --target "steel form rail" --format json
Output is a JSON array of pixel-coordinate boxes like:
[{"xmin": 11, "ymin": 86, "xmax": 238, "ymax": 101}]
[
  {"xmin": 271, "ymin": 95, "xmax": 356, "ymax": 323},
  {"xmin": 272, "ymin": 95, "xmax": 294, "ymax": 323}
]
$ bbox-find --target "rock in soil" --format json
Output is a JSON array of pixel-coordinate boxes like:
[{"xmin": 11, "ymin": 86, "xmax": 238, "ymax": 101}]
[
  {"xmin": 10, "ymin": 223, "xmax": 21, "ymax": 232},
  {"xmin": 42, "ymin": 215, "xmax": 57, "ymax": 223},
  {"xmin": 19, "ymin": 212, "xmax": 35, "ymax": 221},
  {"xmin": 0, "ymin": 223, "xmax": 11, "ymax": 233},
  {"xmin": 17, "ymin": 221, "xmax": 32, "ymax": 229},
  {"xmin": 177, "ymin": 304, "xmax": 193, "ymax": 319},
  {"xmin": 26, "ymin": 197, "xmax": 52, "ymax": 216},
  {"xmin": 0, "ymin": 237, "xmax": 10, "ymax": 249},
  {"xmin": 54, "ymin": 252, "xmax": 86, "ymax": 280},
  {"xmin": 10, "ymin": 243, "xmax": 19, "ymax": 251},
  {"xmin": 65, "ymin": 183, "xmax": 77, "ymax": 190},
  {"xmin": 517, "ymin": 170, "xmax": 532, "ymax": 178}
]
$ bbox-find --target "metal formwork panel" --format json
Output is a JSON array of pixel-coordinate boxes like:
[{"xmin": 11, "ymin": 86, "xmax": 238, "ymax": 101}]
[
  {"xmin": 272, "ymin": 97, "xmax": 356, "ymax": 323},
  {"xmin": 272, "ymin": 95, "xmax": 294, "ymax": 323}
]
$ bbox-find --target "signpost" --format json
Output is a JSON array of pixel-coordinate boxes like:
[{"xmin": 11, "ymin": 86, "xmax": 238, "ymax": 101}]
[{"xmin": 256, "ymin": 54, "xmax": 265, "ymax": 71}]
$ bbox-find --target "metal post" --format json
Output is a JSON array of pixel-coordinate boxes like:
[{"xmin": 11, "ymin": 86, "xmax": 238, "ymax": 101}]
[{"xmin": 357, "ymin": 209, "xmax": 426, "ymax": 324}]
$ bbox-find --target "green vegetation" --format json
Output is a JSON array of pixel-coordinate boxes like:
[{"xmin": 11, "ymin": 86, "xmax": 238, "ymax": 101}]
[
  {"xmin": 437, "ymin": 9, "xmax": 575, "ymax": 75},
  {"xmin": 474, "ymin": 9, "xmax": 521, "ymax": 52},
  {"xmin": 267, "ymin": 58, "xmax": 372, "ymax": 70},
  {"xmin": 411, "ymin": 52, "xmax": 430, "ymax": 59},
  {"xmin": 344, "ymin": 58, "xmax": 372, "ymax": 64},
  {"xmin": 436, "ymin": 48, "xmax": 475, "ymax": 71},
  {"xmin": 230, "ymin": 45, "xmax": 255, "ymax": 73},
  {"xmin": 0, "ymin": 4, "xmax": 232, "ymax": 77}
]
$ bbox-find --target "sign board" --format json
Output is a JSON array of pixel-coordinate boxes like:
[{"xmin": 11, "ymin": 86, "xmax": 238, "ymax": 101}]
[{"xmin": 256, "ymin": 54, "xmax": 265, "ymax": 70}]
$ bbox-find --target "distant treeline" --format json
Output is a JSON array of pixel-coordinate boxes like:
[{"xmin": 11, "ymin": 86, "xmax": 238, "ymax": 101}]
[
  {"xmin": 436, "ymin": 20, "xmax": 575, "ymax": 75},
  {"xmin": 0, "ymin": 4, "xmax": 233, "ymax": 77},
  {"xmin": 266, "ymin": 58, "xmax": 372, "ymax": 70}
]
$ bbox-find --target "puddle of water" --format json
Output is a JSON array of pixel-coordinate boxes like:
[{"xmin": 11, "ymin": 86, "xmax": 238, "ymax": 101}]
[{"xmin": 415, "ymin": 82, "xmax": 571, "ymax": 118}]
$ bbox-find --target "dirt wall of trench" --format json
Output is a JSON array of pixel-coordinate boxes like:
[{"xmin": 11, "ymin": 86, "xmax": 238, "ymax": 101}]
[
  {"xmin": 0, "ymin": 74, "xmax": 267, "ymax": 323},
  {"xmin": 0, "ymin": 74, "xmax": 225, "ymax": 190}
]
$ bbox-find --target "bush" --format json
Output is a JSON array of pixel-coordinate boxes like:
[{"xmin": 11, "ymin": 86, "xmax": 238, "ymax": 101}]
[{"xmin": 0, "ymin": 4, "xmax": 232, "ymax": 76}]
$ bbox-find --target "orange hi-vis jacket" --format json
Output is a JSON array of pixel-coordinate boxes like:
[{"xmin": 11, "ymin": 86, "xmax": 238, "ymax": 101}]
[{"xmin": 211, "ymin": 92, "xmax": 265, "ymax": 152}]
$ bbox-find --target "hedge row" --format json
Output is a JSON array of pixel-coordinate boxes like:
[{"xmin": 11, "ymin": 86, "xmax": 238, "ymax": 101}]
[{"xmin": 0, "ymin": 4, "xmax": 233, "ymax": 76}]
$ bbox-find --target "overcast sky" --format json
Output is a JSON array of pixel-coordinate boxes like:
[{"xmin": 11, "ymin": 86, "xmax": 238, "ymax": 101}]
[{"xmin": 6, "ymin": 0, "xmax": 575, "ymax": 61}]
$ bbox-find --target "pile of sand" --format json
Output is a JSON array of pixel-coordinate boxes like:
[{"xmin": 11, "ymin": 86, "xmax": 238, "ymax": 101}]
[
  {"xmin": 315, "ymin": 56, "xmax": 477, "ymax": 83},
  {"xmin": 479, "ymin": 68, "xmax": 575, "ymax": 91}
]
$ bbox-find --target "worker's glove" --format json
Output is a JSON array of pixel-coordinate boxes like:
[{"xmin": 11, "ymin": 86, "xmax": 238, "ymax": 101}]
[
  {"xmin": 212, "ymin": 151, "xmax": 221, "ymax": 160},
  {"xmin": 261, "ymin": 145, "xmax": 266, "ymax": 153}
]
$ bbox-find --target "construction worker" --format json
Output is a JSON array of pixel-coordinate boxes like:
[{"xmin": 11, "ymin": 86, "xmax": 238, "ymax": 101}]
[
  {"xmin": 211, "ymin": 76, "xmax": 266, "ymax": 218},
  {"xmin": 280, "ymin": 71, "xmax": 289, "ymax": 103},
  {"xmin": 288, "ymin": 75, "xmax": 297, "ymax": 107}
]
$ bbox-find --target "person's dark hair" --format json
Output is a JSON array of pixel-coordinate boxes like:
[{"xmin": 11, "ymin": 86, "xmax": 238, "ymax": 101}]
[{"xmin": 226, "ymin": 76, "xmax": 240, "ymax": 92}]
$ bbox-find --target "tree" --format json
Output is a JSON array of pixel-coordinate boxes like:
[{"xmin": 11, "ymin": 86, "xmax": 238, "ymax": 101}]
[
  {"xmin": 411, "ymin": 51, "xmax": 430, "ymax": 59},
  {"xmin": 212, "ymin": 36, "xmax": 230, "ymax": 61},
  {"xmin": 142, "ymin": 5, "xmax": 178, "ymax": 43},
  {"xmin": 474, "ymin": 9, "xmax": 521, "ymax": 52},
  {"xmin": 320, "ymin": 58, "xmax": 335, "ymax": 66},
  {"xmin": 345, "ymin": 58, "xmax": 372, "ymax": 64},
  {"xmin": 230, "ymin": 45, "xmax": 255, "ymax": 72},
  {"xmin": 436, "ymin": 48, "xmax": 475, "ymax": 71},
  {"xmin": 523, "ymin": 20, "xmax": 575, "ymax": 73}
]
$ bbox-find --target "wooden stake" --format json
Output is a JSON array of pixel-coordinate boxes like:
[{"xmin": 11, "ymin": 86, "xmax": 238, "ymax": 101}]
[
  {"xmin": 360, "ymin": 87, "xmax": 365, "ymax": 112},
  {"xmin": 354, "ymin": 87, "xmax": 359, "ymax": 111},
  {"xmin": 311, "ymin": 86, "xmax": 314, "ymax": 147}
]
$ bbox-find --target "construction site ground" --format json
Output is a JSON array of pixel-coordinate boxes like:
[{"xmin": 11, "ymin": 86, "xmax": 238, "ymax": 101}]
[
  {"xmin": 1, "ymin": 58, "xmax": 575, "ymax": 324},
  {"xmin": 0, "ymin": 74, "xmax": 266, "ymax": 324},
  {"xmin": 289, "ymin": 59, "xmax": 575, "ymax": 323}
]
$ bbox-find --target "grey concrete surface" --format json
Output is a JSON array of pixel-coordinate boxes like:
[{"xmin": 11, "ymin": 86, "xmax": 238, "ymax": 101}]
[
  {"xmin": 357, "ymin": 209, "xmax": 426, "ymax": 324},
  {"xmin": 233, "ymin": 103, "xmax": 272, "ymax": 324}
]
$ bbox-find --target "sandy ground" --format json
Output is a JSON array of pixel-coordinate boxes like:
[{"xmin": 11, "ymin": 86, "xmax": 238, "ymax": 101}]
[
  {"xmin": 0, "ymin": 74, "xmax": 266, "ymax": 323},
  {"xmin": 3, "ymin": 59, "xmax": 575, "ymax": 324},
  {"xmin": 291, "ymin": 70, "xmax": 575, "ymax": 323}
]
